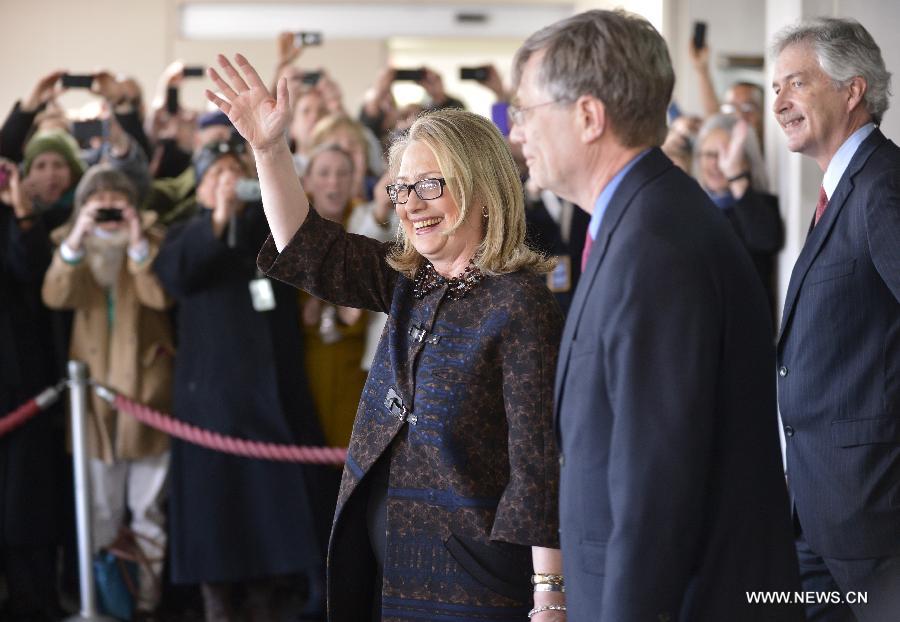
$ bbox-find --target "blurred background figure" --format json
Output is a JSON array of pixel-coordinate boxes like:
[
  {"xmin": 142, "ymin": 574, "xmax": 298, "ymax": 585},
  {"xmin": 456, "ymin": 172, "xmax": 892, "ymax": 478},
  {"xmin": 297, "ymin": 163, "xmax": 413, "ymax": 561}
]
[
  {"xmin": 19, "ymin": 130, "xmax": 85, "ymax": 230},
  {"xmin": 695, "ymin": 114, "xmax": 783, "ymax": 316},
  {"xmin": 0, "ymin": 156, "xmax": 66, "ymax": 622},
  {"xmin": 689, "ymin": 36, "xmax": 766, "ymax": 149},
  {"xmin": 41, "ymin": 165, "xmax": 174, "ymax": 619},
  {"xmin": 154, "ymin": 140, "xmax": 324, "ymax": 621},
  {"xmin": 299, "ymin": 144, "xmax": 370, "ymax": 450},
  {"xmin": 309, "ymin": 115, "xmax": 379, "ymax": 202}
]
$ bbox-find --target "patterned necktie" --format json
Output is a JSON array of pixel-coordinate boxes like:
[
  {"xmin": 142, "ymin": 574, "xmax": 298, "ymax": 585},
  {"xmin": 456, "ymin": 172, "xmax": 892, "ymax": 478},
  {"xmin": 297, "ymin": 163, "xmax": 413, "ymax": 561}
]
[
  {"xmin": 581, "ymin": 230, "xmax": 594, "ymax": 271},
  {"xmin": 814, "ymin": 186, "xmax": 828, "ymax": 226}
]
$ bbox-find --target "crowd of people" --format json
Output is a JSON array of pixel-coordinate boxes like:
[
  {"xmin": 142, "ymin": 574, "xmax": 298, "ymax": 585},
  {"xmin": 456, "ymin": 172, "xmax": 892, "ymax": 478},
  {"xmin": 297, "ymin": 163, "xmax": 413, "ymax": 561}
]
[{"xmin": 1, "ymin": 9, "xmax": 897, "ymax": 622}]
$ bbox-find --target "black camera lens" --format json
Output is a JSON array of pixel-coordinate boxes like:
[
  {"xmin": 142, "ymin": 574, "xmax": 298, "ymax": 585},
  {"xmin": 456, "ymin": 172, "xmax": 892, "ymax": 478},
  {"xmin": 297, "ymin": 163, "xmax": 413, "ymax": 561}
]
[{"xmin": 95, "ymin": 207, "xmax": 124, "ymax": 223}]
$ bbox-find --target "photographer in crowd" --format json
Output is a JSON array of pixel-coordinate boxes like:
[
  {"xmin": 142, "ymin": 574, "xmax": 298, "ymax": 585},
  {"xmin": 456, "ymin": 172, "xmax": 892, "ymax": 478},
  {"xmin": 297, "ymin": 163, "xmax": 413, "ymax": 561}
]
[{"xmin": 41, "ymin": 165, "xmax": 174, "ymax": 619}]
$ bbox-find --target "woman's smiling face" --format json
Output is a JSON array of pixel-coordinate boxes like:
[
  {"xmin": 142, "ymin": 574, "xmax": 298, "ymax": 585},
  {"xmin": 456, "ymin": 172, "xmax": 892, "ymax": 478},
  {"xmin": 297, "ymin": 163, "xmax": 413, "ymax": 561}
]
[{"xmin": 393, "ymin": 140, "xmax": 483, "ymax": 277}]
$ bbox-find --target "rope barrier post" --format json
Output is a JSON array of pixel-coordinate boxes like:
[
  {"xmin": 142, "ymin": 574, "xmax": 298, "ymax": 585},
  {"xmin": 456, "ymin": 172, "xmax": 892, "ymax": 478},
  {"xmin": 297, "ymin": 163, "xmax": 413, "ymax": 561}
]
[{"xmin": 64, "ymin": 361, "xmax": 116, "ymax": 622}]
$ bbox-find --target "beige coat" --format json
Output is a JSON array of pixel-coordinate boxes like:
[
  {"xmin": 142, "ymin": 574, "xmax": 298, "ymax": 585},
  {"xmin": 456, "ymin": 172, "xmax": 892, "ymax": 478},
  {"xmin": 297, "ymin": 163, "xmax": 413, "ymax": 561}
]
[{"xmin": 42, "ymin": 219, "xmax": 173, "ymax": 462}]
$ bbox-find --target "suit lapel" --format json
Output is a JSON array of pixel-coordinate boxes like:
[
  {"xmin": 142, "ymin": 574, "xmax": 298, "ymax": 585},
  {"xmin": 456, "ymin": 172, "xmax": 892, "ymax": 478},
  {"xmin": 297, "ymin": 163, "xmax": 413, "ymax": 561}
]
[
  {"xmin": 554, "ymin": 149, "xmax": 674, "ymax": 436},
  {"xmin": 778, "ymin": 129, "xmax": 886, "ymax": 345}
]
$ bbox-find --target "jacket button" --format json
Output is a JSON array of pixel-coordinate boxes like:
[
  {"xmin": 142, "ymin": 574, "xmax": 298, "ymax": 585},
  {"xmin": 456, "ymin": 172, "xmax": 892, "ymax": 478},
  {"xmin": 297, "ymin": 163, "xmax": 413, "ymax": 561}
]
[
  {"xmin": 779, "ymin": 366, "xmax": 789, "ymax": 377},
  {"xmin": 784, "ymin": 425, "xmax": 795, "ymax": 437}
]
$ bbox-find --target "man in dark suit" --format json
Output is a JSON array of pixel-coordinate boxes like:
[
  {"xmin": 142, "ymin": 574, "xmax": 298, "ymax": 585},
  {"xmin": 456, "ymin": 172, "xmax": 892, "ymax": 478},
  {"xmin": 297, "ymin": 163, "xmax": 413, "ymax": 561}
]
[
  {"xmin": 509, "ymin": 9, "xmax": 802, "ymax": 621},
  {"xmin": 772, "ymin": 18, "xmax": 900, "ymax": 621}
]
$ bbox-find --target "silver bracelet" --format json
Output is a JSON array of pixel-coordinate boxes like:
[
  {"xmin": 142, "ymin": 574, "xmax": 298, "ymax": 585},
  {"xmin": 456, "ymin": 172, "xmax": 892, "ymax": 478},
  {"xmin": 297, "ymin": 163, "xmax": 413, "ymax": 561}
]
[
  {"xmin": 528, "ymin": 604, "xmax": 567, "ymax": 618},
  {"xmin": 533, "ymin": 583, "xmax": 565, "ymax": 592}
]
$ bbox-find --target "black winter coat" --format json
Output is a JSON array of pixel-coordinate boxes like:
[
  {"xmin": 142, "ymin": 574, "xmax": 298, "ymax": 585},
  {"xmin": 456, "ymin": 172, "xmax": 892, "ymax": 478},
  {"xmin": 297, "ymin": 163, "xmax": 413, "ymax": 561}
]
[
  {"xmin": 0, "ymin": 207, "xmax": 66, "ymax": 547},
  {"xmin": 154, "ymin": 205, "xmax": 323, "ymax": 583}
]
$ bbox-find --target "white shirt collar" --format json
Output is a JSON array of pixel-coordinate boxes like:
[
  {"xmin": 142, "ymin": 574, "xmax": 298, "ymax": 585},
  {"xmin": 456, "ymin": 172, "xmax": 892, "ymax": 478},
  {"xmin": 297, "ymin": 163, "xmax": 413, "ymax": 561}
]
[{"xmin": 822, "ymin": 123, "xmax": 876, "ymax": 199}]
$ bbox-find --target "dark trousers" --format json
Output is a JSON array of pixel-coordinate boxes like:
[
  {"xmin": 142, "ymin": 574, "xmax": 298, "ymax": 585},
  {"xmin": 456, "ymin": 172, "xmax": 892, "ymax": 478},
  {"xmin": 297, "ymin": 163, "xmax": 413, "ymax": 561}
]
[
  {"xmin": 1, "ymin": 546, "xmax": 61, "ymax": 622},
  {"xmin": 201, "ymin": 574, "xmax": 309, "ymax": 622},
  {"xmin": 795, "ymin": 517, "xmax": 900, "ymax": 622}
]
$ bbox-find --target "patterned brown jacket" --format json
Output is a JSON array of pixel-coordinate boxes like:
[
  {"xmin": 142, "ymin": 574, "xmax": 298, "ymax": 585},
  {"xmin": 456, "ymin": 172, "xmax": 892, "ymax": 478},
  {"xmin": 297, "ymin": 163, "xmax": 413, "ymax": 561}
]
[{"xmin": 259, "ymin": 210, "xmax": 562, "ymax": 621}]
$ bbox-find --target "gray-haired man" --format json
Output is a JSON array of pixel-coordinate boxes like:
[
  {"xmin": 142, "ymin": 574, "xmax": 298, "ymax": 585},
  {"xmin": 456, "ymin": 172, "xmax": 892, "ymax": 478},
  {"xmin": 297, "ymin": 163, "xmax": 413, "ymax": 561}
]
[
  {"xmin": 510, "ymin": 9, "xmax": 802, "ymax": 621},
  {"xmin": 772, "ymin": 17, "xmax": 900, "ymax": 621}
]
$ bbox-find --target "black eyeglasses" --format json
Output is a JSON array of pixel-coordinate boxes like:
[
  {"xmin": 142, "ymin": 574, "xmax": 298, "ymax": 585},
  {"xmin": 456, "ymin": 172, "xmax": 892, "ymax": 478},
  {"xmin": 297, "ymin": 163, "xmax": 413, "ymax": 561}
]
[{"xmin": 386, "ymin": 177, "xmax": 446, "ymax": 205}]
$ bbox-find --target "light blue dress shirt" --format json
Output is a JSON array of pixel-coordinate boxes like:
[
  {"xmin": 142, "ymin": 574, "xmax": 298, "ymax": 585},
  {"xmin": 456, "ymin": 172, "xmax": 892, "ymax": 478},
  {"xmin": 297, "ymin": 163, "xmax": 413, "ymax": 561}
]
[
  {"xmin": 588, "ymin": 150, "xmax": 651, "ymax": 240},
  {"xmin": 822, "ymin": 122, "xmax": 875, "ymax": 200}
]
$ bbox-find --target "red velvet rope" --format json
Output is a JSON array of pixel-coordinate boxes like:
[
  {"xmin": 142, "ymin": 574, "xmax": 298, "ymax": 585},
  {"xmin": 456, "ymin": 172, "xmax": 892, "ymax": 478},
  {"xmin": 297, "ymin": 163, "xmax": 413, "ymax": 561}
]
[
  {"xmin": 0, "ymin": 385, "xmax": 62, "ymax": 438},
  {"xmin": 0, "ymin": 399, "xmax": 42, "ymax": 437},
  {"xmin": 109, "ymin": 391, "xmax": 347, "ymax": 466}
]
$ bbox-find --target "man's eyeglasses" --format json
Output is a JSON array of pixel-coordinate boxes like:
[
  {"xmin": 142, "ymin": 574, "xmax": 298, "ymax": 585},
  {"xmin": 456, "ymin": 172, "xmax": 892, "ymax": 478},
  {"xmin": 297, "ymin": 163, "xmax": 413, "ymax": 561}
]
[
  {"xmin": 386, "ymin": 177, "xmax": 447, "ymax": 205},
  {"xmin": 720, "ymin": 102, "xmax": 759, "ymax": 115},
  {"xmin": 507, "ymin": 100, "xmax": 569, "ymax": 126}
]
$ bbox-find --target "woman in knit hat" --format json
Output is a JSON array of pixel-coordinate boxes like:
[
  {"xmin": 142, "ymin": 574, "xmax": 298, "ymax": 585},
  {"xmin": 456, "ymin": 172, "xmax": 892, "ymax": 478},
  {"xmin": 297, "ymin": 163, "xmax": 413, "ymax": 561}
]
[
  {"xmin": 21, "ymin": 129, "xmax": 86, "ymax": 229},
  {"xmin": 42, "ymin": 164, "xmax": 174, "ymax": 619}
]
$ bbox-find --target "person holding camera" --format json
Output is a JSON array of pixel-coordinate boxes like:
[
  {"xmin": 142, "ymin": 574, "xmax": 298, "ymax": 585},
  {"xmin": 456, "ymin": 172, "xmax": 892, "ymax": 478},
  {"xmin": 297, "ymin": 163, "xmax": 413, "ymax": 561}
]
[
  {"xmin": 153, "ymin": 139, "xmax": 323, "ymax": 621},
  {"xmin": 41, "ymin": 164, "xmax": 174, "ymax": 619}
]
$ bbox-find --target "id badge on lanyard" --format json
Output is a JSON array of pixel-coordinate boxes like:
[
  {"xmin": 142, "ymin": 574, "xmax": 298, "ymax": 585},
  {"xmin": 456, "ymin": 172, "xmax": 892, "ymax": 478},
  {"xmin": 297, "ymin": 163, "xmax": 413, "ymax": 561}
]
[{"xmin": 249, "ymin": 269, "xmax": 276, "ymax": 312}]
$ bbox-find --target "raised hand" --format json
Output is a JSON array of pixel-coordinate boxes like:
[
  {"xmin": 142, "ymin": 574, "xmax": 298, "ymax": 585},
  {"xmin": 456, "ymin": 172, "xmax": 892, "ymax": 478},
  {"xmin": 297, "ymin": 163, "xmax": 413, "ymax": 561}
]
[
  {"xmin": 719, "ymin": 119, "xmax": 749, "ymax": 180},
  {"xmin": 0, "ymin": 159, "xmax": 33, "ymax": 223},
  {"xmin": 277, "ymin": 31, "xmax": 303, "ymax": 68},
  {"xmin": 689, "ymin": 42, "xmax": 710, "ymax": 71},
  {"xmin": 481, "ymin": 65, "xmax": 508, "ymax": 101},
  {"xmin": 206, "ymin": 54, "xmax": 290, "ymax": 153},
  {"xmin": 23, "ymin": 70, "xmax": 67, "ymax": 113},
  {"xmin": 419, "ymin": 68, "xmax": 447, "ymax": 106},
  {"xmin": 92, "ymin": 71, "xmax": 125, "ymax": 103},
  {"xmin": 65, "ymin": 201, "xmax": 103, "ymax": 252}
]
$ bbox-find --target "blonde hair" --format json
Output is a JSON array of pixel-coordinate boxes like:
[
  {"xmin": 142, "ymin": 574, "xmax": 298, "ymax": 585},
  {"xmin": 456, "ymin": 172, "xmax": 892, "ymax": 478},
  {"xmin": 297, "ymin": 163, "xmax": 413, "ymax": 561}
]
[
  {"xmin": 310, "ymin": 114, "xmax": 369, "ymax": 165},
  {"xmin": 386, "ymin": 109, "xmax": 553, "ymax": 277}
]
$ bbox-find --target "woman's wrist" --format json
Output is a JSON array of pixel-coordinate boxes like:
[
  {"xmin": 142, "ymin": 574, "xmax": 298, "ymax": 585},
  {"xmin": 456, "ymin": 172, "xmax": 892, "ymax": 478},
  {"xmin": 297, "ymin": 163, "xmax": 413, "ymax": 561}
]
[
  {"xmin": 252, "ymin": 139, "xmax": 292, "ymax": 162},
  {"xmin": 531, "ymin": 570, "xmax": 566, "ymax": 614},
  {"xmin": 64, "ymin": 231, "xmax": 84, "ymax": 252},
  {"xmin": 528, "ymin": 603, "xmax": 566, "ymax": 619}
]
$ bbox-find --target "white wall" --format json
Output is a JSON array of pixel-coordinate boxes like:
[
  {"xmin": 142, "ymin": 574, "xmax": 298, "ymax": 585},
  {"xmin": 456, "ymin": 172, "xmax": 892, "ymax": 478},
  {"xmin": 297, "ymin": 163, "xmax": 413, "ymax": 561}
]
[
  {"xmin": 0, "ymin": 0, "xmax": 168, "ymax": 117},
  {"xmin": 668, "ymin": 0, "xmax": 767, "ymax": 117}
]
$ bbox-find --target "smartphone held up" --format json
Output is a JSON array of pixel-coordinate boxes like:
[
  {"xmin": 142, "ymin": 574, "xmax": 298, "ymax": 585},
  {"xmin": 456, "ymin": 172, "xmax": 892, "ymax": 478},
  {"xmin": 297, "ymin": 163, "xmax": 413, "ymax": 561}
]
[
  {"xmin": 460, "ymin": 66, "xmax": 490, "ymax": 82},
  {"xmin": 61, "ymin": 74, "xmax": 95, "ymax": 89},
  {"xmin": 393, "ymin": 69, "xmax": 425, "ymax": 82},
  {"xmin": 295, "ymin": 31, "xmax": 323, "ymax": 47},
  {"xmin": 692, "ymin": 21, "xmax": 707, "ymax": 51}
]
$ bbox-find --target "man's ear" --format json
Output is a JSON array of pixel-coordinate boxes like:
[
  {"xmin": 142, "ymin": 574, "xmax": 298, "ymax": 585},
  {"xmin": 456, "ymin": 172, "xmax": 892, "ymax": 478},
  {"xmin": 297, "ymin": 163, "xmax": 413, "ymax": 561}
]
[
  {"xmin": 846, "ymin": 76, "xmax": 868, "ymax": 114},
  {"xmin": 576, "ymin": 95, "xmax": 606, "ymax": 143}
]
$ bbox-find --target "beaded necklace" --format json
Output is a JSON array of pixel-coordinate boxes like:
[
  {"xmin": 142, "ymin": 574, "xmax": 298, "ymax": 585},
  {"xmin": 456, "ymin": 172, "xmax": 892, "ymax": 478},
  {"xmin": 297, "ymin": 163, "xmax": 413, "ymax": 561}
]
[{"xmin": 412, "ymin": 261, "xmax": 485, "ymax": 300}]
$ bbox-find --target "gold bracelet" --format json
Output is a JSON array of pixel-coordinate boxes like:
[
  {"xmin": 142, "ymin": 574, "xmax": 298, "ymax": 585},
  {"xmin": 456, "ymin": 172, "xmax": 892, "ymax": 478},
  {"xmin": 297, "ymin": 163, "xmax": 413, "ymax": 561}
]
[
  {"xmin": 533, "ymin": 583, "xmax": 565, "ymax": 592},
  {"xmin": 531, "ymin": 573, "xmax": 565, "ymax": 586}
]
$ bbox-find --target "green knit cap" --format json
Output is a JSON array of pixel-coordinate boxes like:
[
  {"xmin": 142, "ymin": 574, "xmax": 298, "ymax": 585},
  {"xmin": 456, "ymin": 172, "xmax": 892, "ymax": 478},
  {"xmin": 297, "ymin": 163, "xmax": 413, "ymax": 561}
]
[{"xmin": 23, "ymin": 129, "xmax": 86, "ymax": 184}]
